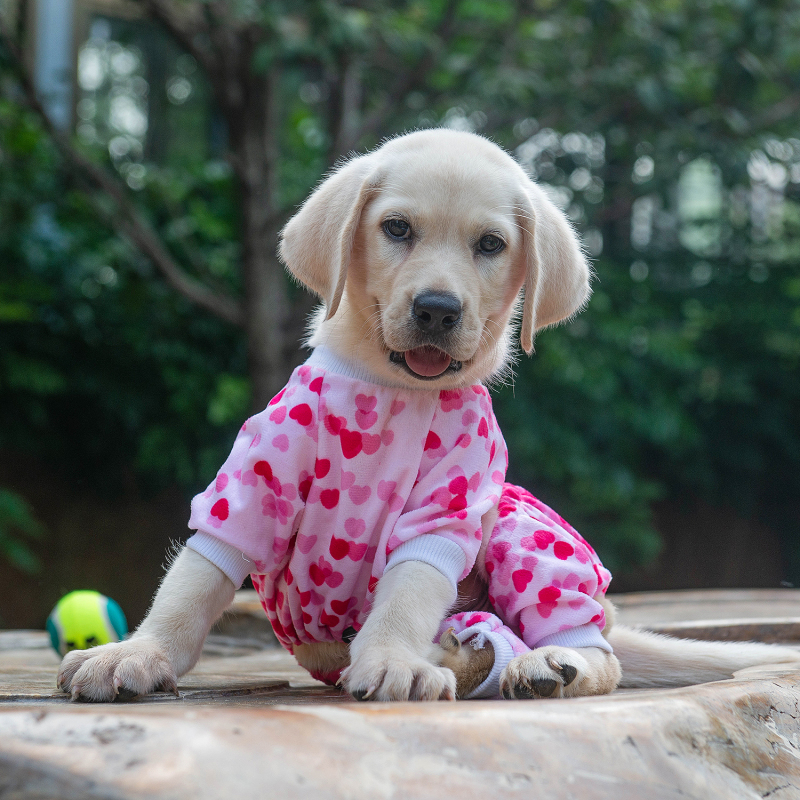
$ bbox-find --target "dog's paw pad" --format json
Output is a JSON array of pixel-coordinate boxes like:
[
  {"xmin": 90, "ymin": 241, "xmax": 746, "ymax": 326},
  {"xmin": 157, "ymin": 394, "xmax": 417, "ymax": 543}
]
[
  {"xmin": 351, "ymin": 685, "xmax": 378, "ymax": 701},
  {"xmin": 556, "ymin": 663, "xmax": 578, "ymax": 686},
  {"xmin": 531, "ymin": 677, "xmax": 558, "ymax": 697},
  {"xmin": 511, "ymin": 682, "xmax": 536, "ymax": 699}
]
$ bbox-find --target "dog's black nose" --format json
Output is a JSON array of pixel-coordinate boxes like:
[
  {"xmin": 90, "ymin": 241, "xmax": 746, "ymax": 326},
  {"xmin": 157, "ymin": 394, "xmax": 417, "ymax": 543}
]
[{"xmin": 412, "ymin": 291, "xmax": 462, "ymax": 334}]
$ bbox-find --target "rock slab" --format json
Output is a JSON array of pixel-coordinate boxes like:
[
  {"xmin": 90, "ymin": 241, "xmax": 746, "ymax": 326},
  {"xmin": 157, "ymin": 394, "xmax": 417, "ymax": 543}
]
[{"xmin": 1, "ymin": 668, "xmax": 800, "ymax": 799}]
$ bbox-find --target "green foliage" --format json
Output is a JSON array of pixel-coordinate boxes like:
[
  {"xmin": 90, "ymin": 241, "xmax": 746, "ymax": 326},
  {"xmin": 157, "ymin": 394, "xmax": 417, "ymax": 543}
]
[
  {"xmin": 0, "ymin": 489, "xmax": 43, "ymax": 574},
  {"xmin": 0, "ymin": 94, "xmax": 247, "ymax": 500}
]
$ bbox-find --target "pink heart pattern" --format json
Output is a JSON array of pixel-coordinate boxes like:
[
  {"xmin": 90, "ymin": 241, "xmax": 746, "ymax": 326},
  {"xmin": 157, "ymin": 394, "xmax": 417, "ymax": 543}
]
[
  {"xmin": 355, "ymin": 394, "xmax": 378, "ymax": 429},
  {"xmin": 348, "ymin": 485, "xmax": 371, "ymax": 505}
]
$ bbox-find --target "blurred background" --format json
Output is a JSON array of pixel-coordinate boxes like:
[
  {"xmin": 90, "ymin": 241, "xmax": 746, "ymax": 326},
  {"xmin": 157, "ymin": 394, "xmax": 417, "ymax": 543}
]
[{"xmin": 0, "ymin": 0, "xmax": 798, "ymax": 630}]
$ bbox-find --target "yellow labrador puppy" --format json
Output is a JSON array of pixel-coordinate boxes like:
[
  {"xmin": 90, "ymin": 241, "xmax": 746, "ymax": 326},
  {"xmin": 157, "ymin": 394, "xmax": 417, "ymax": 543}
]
[{"xmin": 58, "ymin": 130, "xmax": 800, "ymax": 703}]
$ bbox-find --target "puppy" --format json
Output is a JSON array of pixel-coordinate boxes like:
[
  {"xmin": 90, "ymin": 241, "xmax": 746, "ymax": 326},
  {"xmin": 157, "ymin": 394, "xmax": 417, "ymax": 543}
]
[{"xmin": 58, "ymin": 130, "xmax": 800, "ymax": 703}]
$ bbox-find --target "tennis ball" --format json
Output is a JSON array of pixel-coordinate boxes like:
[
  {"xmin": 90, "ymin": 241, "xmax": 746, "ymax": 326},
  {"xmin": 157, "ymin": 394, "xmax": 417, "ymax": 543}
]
[{"xmin": 46, "ymin": 590, "xmax": 128, "ymax": 657}]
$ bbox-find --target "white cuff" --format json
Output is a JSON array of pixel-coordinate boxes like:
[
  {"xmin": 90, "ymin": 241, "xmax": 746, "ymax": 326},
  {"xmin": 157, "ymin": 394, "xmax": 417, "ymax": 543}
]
[
  {"xmin": 186, "ymin": 532, "xmax": 253, "ymax": 588},
  {"xmin": 384, "ymin": 534, "xmax": 467, "ymax": 592},
  {"xmin": 534, "ymin": 622, "xmax": 613, "ymax": 653}
]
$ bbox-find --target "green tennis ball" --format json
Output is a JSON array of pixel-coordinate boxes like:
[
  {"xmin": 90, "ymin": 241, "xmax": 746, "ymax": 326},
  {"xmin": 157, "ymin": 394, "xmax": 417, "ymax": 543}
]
[{"xmin": 46, "ymin": 590, "xmax": 128, "ymax": 657}]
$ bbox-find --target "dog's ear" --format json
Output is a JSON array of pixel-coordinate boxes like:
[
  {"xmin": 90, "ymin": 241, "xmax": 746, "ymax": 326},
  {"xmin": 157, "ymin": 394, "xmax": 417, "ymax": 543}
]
[
  {"xmin": 518, "ymin": 181, "xmax": 592, "ymax": 355},
  {"xmin": 280, "ymin": 155, "xmax": 380, "ymax": 320}
]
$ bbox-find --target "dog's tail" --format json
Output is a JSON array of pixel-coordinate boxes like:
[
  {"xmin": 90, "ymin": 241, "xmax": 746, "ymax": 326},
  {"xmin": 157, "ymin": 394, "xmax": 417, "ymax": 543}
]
[{"xmin": 606, "ymin": 624, "xmax": 800, "ymax": 688}]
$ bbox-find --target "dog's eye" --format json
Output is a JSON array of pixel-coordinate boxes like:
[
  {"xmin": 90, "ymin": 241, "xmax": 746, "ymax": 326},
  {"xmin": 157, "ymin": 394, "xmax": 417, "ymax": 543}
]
[
  {"xmin": 478, "ymin": 234, "xmax": 504, "ymax": 254},
  {"xmin": 384, "ymin": 219, "xmax": 411, "ymax": 240}
]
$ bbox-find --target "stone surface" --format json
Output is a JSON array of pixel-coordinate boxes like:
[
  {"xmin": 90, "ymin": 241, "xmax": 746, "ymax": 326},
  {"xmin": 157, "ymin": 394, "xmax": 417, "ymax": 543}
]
[
  {"xmin": 613, "ymin": 588, "xmax": 800, "ymax": 625},
  {"xmin": 1, "ymin": 590, "xmax": 800, "ymax": 799},
  {"xmin": 613, "ymin": 588, "xmax": 800, "ymax": 643},
  {"xmin": 1, "ymin": 670, "xmax": 800, "ymax": 799}
]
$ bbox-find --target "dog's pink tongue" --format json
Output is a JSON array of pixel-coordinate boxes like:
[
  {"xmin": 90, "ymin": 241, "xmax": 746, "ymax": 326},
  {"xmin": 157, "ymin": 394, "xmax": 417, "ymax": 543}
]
[{"xmin": 404, "ymin": 346, "xmax": 452, "ymax": 377}]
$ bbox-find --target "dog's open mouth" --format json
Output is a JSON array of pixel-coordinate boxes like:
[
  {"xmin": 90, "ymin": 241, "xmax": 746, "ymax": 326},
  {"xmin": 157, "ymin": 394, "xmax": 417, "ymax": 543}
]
[{"xmin": 389, "ymin": 346, "xmax": 463, "ymax": 379}]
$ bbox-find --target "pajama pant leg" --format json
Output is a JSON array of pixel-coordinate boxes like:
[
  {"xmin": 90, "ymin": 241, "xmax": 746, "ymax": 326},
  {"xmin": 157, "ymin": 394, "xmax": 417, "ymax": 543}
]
[{"xmin": 484, "ymin": 485, "xmax": 613, "ymax": 655}]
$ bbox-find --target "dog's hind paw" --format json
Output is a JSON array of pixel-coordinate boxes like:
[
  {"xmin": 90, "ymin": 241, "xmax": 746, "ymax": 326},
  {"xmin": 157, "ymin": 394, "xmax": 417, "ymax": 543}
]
[
  {"xmin": 500, "ymin": 647, "xmax": 587, "ymax": 699},
  {"xmin": 57, "ymin": 638, "xmax": 178, "ymax": 702},
  {"xmin": 499, "ymin": 645, "xmax": 620, "ymax": 699}
]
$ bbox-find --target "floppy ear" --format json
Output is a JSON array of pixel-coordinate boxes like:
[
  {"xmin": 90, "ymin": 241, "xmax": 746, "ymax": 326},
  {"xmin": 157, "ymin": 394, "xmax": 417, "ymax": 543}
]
[
  {"xmin": 518, "ymin": 181, "xmax": 592, "ymax": 355},
  {"xmin": 280, "ymin": 155, "xmax": 380, "ymax": 320}
]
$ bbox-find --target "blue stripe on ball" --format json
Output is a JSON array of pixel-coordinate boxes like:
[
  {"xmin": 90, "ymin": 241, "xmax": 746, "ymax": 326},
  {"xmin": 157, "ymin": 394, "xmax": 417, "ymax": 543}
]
[{"xmin": 104, "ymin": 597, "xmax": 128, "ymax": 640}]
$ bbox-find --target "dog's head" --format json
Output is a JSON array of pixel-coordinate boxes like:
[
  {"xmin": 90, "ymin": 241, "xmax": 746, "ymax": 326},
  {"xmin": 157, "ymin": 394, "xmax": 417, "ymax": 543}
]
[{"xmin": 280, "ymin": 129, "xmax": 590, "ymax": 388}]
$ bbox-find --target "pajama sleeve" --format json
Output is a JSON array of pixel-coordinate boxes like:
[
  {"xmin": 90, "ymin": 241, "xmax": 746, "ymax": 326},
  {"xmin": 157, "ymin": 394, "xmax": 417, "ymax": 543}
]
[
  {"xmin": 186, "ymin": 373, "xmax": 320, "ymax": 586},
  {"xmin": 384, "ymin": 387, "xmax": 507, "ymax": 592}
]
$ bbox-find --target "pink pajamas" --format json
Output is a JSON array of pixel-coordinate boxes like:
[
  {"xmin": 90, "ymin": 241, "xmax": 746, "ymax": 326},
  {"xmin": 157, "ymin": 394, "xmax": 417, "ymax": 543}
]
[
  {"xmin": 187, "ymin": 346, "xmax": 611, "ymax": 698},
  {"xmin": 436, "ymin": 484, "xmax": 611, "ymax": 696}
]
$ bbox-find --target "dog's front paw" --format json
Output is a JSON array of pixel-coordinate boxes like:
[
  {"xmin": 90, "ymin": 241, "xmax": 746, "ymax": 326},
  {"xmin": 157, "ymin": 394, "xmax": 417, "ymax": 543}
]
[
  {"xmin": 57, "ymin": 638, "xmax": 178, "ymax": 702},
  {"xmin": 342, "ymin": 647, "xmax": 456, "ymax": 702},
  {"xmin": 500, "ymin": 646, "xmax": 590, "ymax": 699}
]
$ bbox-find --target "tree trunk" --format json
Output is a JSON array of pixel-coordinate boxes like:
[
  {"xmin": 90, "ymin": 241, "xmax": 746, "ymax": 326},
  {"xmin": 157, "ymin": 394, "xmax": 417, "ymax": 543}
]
[
  {"xmin": 224, "ymin": 64, "xmax": 297, "ymax": 411},
  {"xmin": 241, "ymin": 206, "xmax": 292, "ymax": 411}
]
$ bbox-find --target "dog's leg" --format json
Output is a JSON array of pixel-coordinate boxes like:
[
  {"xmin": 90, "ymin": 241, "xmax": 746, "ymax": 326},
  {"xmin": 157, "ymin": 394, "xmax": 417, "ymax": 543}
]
[
  {"xmin": 57, "ymin": 547, "xmax": 235, "ymax": 701},
  {"xmin": 500, "ymin": 645, "xmax": 622, "ymax": 699},
  {"xmin": 437, "ymin": 628, "xmax": 495, "ymax": 698},
  {"xmin": 294, "ymin": 641, "xmax": 350, "ymax": 683},
  {"xmin": 342, "ymin": 561, "xmax": 457, "ymax": 701}
]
